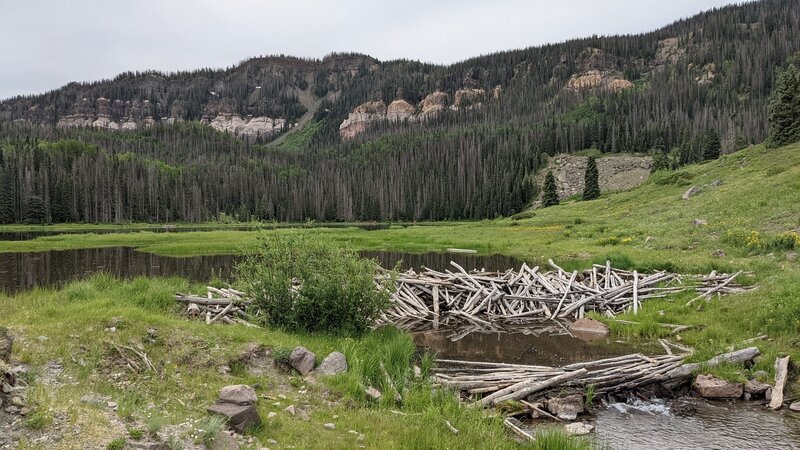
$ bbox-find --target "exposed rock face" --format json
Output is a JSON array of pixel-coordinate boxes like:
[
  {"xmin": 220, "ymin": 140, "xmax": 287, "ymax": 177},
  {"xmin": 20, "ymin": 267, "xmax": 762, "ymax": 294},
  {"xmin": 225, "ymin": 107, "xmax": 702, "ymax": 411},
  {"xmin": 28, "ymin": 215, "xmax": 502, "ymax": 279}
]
[
  {"xmin": 314, "ymin": 351, "xmax": 348, "ymax": 376},
  {"xmin": 207, "ymin": 114, "xmax": 289, "ymax": 139},
  {"xmin": 655, "ymin": 37, "xmax": 686, "ymax": 65},
  {"xmin": 339, "ymin": 100, "xmax": 387, "ymax": 139},
  {"xmin": 545, "ymin": 394, "xmax": 584, "ymax": 420},
  {"xmin": 340, "ymin": 88, "xmax": 496, "ymax": 138},
  {"xmin": 538, "ymin": 154, "xmax": 652, "ymax": 201},
  {"xmin": 452, "ymin": 88, "xmax": 485, "ymax": 109},
  {"xmin": 419, "ymin": 91, "xmax": 448, "ymax": 121},
  {"xmin": 289, "ymin": 346, "xmax": 316, "ymax": 375},
  {"xmin": 569, "ymin": 318, "xmax": 609, "ymax": 337},
  {"xmin": 386, "ymin": 100, "xmax": 415, "ymax": 122},
  {"xmin": 566, "ymin": 70, "xmax": 634, "ymax": 92},
  {"xmin": 693, "ymin": 374, "xmax": 743, "ymax": 399}
]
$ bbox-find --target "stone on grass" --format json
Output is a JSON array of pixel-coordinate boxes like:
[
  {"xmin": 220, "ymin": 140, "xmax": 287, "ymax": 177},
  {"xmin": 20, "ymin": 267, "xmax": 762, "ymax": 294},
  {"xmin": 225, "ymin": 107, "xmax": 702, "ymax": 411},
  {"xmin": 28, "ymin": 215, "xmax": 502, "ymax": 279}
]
[
  {"xmin": 789, "ymin": 402, "xmax": 800, "ymax": 412},
  {"xmin": 289, "ymin": 347, "xmax": 316, "ymax": 375},
  {"xmin": 324, "ymin": 423, "xmax": 336, "ymax": 430},
  {"xmin": 218, "ymin": 385, "xmax": 257, "ymax": 406},
  {"xmin": 683, "ymin": 186, "xmax": 699, "ymax": 200},
  {"xmin": 787, "ymin": 252, "xmax": 798, "ymax": 262},
  {"xmin": 207, "ymin": 402, "xmax": 261, "ymax": 434},
  {"xmin": 283, "ymin": 404, "xmax": 296, "ymax": 416},
  {"xmin": 564, "ymin": 422, "xmax": 594, "ymax": 436},
  {"xmin": 365, "ymin": 386, "xmax": 382, "ymax": 401},
  {"xmin": 693, "ymin": 219, "xmax": 708, "ymax": 226},
  {"xmin": 693, "ymin": 374, "xmax": 743, "ymax": 399},
  {"xmin": 210, "ymin": 431, "xmax": 240, "ymax": 450},
  {"xmin": 267, "ymin": 412, "xmax": 277, "ymax": 419},
  {"xmin": 569, "ymin": 318, "xmax": 609, "ymax": 337},
  {"xmin": 314, "ymin": 352, "xmax": 348, "ymax": 376},
  {"xmin": 545, "ymin": 394, "xmax": 584, "ymax": 420},
  {"xmin": 743, "ymin": 379, "xmax": 770, "ymax": 396}
]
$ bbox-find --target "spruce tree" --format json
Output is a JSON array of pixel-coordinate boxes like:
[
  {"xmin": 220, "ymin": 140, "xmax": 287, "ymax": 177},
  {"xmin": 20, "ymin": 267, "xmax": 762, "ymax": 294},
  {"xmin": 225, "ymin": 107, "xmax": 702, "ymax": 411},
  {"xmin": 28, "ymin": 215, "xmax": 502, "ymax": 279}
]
[
  {"xmin": 651, "ymin": 152, "xmax": 670, "ymax": 172},
  {"xmin": 702, "ymin": 130, "xmax": 721, "ymax": 161},
  {"xmin": 767, "ymin": 64, "xmax": 800, "ymax": 147},
  {"xmin": 582, "ymin": 156, "xmax": 601, "ymax": 200},
  {"xmin": 23, "ymin": 195, "xmax": 46, "ymax": 224},
  {"xmin": 541, "ymin": 170, "xmax": 559, "ymax": 207}
]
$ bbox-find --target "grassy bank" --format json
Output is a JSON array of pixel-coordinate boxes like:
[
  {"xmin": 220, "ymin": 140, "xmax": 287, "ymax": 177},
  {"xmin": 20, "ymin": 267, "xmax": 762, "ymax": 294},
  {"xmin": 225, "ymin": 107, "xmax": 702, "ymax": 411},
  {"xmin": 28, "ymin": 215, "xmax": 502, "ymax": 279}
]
[{"xmin": 2, "ymin": 275, "xmax": 590, "ymax": 449}]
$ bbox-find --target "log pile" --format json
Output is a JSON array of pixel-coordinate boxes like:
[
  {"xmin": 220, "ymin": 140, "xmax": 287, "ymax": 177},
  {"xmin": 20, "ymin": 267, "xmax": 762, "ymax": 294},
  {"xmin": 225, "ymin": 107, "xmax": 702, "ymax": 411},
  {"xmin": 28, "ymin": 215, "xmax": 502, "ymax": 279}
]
[
  {"xmin": 377, "ymin": 260, "xmax": 754, "ymax": 325},
  {"xmin": 433, "ymin": 347, "xmax": 761, "ymax": 407},
  {"xmin": 175, "ymin": 287, "xmax": 260, "ymax": 328}
]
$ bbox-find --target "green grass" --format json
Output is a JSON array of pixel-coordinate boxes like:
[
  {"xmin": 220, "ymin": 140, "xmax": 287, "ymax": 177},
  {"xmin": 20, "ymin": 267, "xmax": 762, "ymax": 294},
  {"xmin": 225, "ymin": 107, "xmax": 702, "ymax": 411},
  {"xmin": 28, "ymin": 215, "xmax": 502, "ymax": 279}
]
[{"xmin": 2, "ymin": 274, "xmax": 587, "ymax": 449}]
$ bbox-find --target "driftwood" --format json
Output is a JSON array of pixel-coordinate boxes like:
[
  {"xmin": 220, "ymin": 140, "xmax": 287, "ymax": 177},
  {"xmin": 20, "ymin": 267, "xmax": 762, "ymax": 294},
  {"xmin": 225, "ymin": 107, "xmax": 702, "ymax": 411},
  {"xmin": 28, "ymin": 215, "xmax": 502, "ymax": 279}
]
[
  {"xmin": 378, "ymin": 260, "xmax": 754, "ymax": 325},
  {"xmin": 433, "ymin": 347, "xmax": 761, "ymax": 406},
  {"xmin": 175, "ymin": 287, "xmax": 259, "ymax": 327},
  {"xmin": 769, "ymin": 356, "xmax": 790, "ymax": 410}
]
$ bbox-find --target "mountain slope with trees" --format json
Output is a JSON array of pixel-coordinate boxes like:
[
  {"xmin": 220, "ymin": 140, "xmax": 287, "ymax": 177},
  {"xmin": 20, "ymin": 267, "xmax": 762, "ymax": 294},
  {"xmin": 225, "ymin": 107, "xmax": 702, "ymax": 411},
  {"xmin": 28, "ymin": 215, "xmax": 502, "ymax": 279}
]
[{"xmin": 0, "ymin": 0, "xmax": 799, "ymax": 223}]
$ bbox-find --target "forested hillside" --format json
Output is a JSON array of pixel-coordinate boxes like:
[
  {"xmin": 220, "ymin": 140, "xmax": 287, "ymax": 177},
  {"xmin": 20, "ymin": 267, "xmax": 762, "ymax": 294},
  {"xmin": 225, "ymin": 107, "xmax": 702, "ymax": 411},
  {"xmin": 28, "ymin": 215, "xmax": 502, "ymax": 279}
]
[{"xmin": 1, "ymin": 0, "xmax": 799, "ymax": 223}]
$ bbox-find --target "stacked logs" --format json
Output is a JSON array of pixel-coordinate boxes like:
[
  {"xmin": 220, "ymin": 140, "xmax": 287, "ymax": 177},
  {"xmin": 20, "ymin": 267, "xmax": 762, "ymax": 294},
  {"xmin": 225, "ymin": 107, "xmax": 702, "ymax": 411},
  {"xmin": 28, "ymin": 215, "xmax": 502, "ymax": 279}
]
[
  {"xmin": 434, "ymin": 347, "xmax": 761, "ymax": 407},
  {"xmin": 175, "ymin": 287, "xmax": 260, "ymax": 328},
  {"xmin": 377, "ymin": 260, "xmax": 754, "ymax": 325}
]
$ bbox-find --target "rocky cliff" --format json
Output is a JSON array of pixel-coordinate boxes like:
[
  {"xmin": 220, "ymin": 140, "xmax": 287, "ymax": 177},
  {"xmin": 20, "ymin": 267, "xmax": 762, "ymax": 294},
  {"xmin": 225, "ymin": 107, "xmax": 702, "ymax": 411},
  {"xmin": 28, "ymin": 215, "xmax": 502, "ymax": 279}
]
[{"xmin": 537, "ymin": 154, "xmax": 653, "ymax": 201}]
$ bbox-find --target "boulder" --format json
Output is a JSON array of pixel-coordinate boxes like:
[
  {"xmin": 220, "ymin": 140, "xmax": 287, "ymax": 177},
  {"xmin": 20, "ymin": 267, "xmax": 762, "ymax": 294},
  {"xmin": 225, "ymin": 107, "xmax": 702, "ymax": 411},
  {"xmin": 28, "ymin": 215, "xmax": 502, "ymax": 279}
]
[
  {"xmin": 218, "ymin": 385, "xmax": 257, "ymax": 406},
  {"xmin": 210, "ymin": 431, "xmax": 240, "ymax": 450},
  {"xmin": 564, "ymin": 422, "xmax": 594, "ymax": 436},
  {"xmin": 314, "ymin": 352, "xmax": 348, "ymax": 376},
  {"xmin": 324, "ymin": 423, "xmax": 336, "ymax": 430},
  {"xmin": 569, "ymin": 318, "xmax": 609, "ymax": 337},
  {"xmin": 283, "ymin": 404, "xmax": 296, "ymax": 415},
  {"xmin": 692, "ymin": 374, "xmax": 743, "ymax": 399},
  {"xmin": 743, "ymin": 379, "xmax": 770, "ymax": 396},
  {"xmin": 207, "ymin": 402, "xmax": 261, "ymax": 433},
  {"xmin": 545, "ymin": 394, "xmax": 584, "ymax": 420},
  {"xmin": 683, "ymin": 186, "xmax": 699, "ymax": 200},
  {"xmin": 693, "ymin": 219, "xmax": 708, "ymax": 227},
  {"xmin": 365, "ymin": 386, "xmax": 382, "ymax": 401},
  {"xmin": 289, "ymin": 347, "xmax": 316, "ymax": 375},
  {"xmin": 790, "ymin": 402, "xmax": 800, "ymax": 412},
  {"xmin": 0, "ymin": 328, "xmax": 12, "ymax": 363}
]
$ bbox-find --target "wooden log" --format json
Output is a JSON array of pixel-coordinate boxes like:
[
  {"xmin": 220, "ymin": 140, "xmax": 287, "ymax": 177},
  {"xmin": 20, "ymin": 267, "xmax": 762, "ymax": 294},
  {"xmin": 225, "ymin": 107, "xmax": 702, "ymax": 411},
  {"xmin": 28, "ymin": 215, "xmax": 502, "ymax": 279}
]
[
  {"xmin": 480, "ymin": 368, "xmax": 588, "ymax": 406},
  {"xmin": 769, "ymin": 356, "xmax": 790, "ymax": 410}
]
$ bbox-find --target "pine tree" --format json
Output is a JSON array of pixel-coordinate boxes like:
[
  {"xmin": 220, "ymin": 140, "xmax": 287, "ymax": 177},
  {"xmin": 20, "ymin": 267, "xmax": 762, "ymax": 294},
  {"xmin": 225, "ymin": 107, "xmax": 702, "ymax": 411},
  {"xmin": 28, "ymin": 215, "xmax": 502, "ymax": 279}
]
[
  {"xmin": 651, "ymin": 152, "xmax": 670, "ymax": 172},
  {"xmin": 702, "ymin": 130, "xmax": 721, "ymax": 161},
  {"xmin": 767, "ymin": 64, "xmax": 800, "ymax": 148},
  {"xmin": 582, "ymin": 156, "xmax": 601, "ymax": 200},
  {"xmin": 23, "ymin": 195, "xmax": 46, "ymax": 224},
  {"xmin": 541, "ymin": 170, "xmax": 559, "ymax": 207}
]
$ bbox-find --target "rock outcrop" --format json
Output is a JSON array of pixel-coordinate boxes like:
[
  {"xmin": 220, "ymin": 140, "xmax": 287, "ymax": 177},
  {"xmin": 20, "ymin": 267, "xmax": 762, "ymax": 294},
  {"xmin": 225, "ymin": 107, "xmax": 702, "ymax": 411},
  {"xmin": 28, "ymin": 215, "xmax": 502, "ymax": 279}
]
[
  {"xmin": 340, "ymin": 88, "xmax": 494, "ymax": 139},
  {"xmin": 565, "ymin": 70, "xmax": 634, "ymax": 92},
  {"xmin": 538, "ymin": 154, "xmax": 652, "ymax": 201},
  {"xmin": 206, "ymin": 114, "xmax": 289, "ymax": 139}
]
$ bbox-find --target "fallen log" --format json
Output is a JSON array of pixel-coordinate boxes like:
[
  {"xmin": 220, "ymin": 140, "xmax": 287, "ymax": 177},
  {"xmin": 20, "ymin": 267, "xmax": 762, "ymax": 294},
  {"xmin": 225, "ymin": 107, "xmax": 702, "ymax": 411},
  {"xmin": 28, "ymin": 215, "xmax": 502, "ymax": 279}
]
[{"xmin": 769, "ymin": 356, "xmax": 790, "ymax": 410}]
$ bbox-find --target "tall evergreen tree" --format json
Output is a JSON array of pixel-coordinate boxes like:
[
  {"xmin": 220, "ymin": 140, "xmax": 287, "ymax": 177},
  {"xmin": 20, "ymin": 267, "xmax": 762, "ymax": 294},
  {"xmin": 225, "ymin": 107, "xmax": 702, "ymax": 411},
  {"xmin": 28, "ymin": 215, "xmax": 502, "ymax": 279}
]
[
  {"xmin": 703, "ymin": 130, "xmax": 721, "ymax": 161},
  {"xmin": 767, "ymin": 64, "xmax": 800, "ymax": 147},
  {"xmin": 541, "ymin": 170, "xmax": 559, "ymax": 207},
  {"xmin": 23, "ymin": 195, "xmax": 46, "ymax": 224},
  {"xmin": 582, "ymin": 156, "xmax": 601, "ymax": 200}
]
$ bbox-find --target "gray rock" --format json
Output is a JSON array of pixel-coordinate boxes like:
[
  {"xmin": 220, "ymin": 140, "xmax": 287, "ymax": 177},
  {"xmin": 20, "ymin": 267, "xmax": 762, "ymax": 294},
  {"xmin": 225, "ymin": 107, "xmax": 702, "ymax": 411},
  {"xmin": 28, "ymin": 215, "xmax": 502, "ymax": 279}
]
[
  {"xmin": 218, "ymin": 385, "xmax": 257, "ymax": 406},
  {"xmin": 787, "ymin": 252, "xmax": 798, "ymax": 262},
  {"xmin": 314, "ymin": 352, "xmax": 348, "ymax": 376},
  {"xmin": 693, "ymin": 374, "xmax": 743, "ymax": 399},
  {"xmin": 210, "ymin": 431, "xmax": 240, "ymax": 450},
  {"xmin": 283, "ymin": 404, "xmax": 296, "ymax": 416},
  {"xmin": 790, "ymin": 402, "xmax": 800, "ymax": 412},
  {"xmin": 324, "ymin": 423, "xmax": 336, "ymax": 430},
  {"xmin": 711, "ymin": 179, "xmax": 723, "ymax": 187},
  {"xmin": 683, "ymin": 186, "xmax": 699, "ymax": 200},
  {"xmin": 743, "ymin": 379, "xmax": 770, "ymax": 396},
  {"xmin": 564, "ymin": 422, "xmax": 594, "ymax": 436},
  {"xmin": 568, "ymin": 318, "xmax": 609, "ymax": 337},
  {"xmin": 546, "ymin": 394, "xmax": 584, "ymax": 420},
  {"xmin": 207, "ymin": 402, "xmax": 261, "ymax": 433},
  {"xmin": 289, "ymin": 346, "xmax": 316, "ymax": 376},
  {"xmin": 712, "ymin": 249, "xmax": 726, "ymax": 258},
  {"xmin": 693, "ymin": 219, "xmax": 708, "ymax": 226},
  {"xmin": 365, "ymin": 386, "xmax": 382, "ymax": 401},
  {"xmin": 80, "ymin": 394, "xmax": 105, "ymax": 406}
]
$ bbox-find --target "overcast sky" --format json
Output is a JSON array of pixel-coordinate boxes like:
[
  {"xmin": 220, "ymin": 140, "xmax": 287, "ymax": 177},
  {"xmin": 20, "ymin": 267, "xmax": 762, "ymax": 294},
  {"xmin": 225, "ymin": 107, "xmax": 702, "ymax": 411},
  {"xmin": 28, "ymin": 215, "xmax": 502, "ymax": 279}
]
[{"xmin": 0, "ymin": 0, "xmax": 740, "ymax": 100}]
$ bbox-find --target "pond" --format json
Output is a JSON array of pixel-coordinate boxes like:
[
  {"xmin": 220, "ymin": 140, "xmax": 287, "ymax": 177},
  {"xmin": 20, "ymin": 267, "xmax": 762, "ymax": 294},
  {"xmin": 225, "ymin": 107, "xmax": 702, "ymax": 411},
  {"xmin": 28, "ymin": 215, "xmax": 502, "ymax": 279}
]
[{"xmin": 0, "ymin": 248, "xmax": 525, "ymax": 294}]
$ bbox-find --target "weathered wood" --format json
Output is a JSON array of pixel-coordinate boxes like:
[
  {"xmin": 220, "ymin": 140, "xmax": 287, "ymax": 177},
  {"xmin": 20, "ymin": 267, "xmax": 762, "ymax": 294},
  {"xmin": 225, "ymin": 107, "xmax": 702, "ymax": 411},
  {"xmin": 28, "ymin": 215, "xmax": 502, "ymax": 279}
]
[{"xmin": 769, "ymin": 356, "xmax": 790, "ymax": 410}]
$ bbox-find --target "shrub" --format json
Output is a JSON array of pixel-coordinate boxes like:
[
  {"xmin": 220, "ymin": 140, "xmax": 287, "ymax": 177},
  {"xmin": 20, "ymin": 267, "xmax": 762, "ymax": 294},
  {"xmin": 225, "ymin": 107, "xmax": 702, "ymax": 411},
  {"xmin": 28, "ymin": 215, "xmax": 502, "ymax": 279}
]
[
  {"xmin": 107, "ymin": 438, "xmax": 126, "ymax": 450},
  {"xmin": 723, "ymin": 229, "xmax": 797, "ymax": 252},
  {"xmin": 236, "ymin": 231, "xmax": 394, "ymax": 335}
]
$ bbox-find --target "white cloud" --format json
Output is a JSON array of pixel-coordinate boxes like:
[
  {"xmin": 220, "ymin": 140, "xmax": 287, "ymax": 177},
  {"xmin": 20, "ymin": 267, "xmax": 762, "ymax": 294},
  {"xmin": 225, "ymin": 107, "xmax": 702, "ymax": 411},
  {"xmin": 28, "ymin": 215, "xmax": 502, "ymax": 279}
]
[{"xmin": 0, "ymin": 0, "xmax": 737, "ymax": 99}]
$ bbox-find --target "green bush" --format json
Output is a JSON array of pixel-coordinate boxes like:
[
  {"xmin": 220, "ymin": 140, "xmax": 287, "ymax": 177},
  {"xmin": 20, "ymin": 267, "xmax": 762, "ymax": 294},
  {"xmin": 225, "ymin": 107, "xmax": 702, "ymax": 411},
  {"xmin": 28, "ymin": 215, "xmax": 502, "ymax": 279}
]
[
  {"xmin": 236, "ymin": 231, "xmax": 394, "ymax": 335},
  {"xmin": 107, "ymin": 438, "xmax": 126, "ymax": 450}
]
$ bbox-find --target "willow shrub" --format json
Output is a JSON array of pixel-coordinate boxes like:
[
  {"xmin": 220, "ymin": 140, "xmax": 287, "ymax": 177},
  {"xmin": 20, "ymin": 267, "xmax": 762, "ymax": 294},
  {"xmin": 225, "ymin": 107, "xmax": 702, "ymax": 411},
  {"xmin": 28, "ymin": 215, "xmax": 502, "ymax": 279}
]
[{"xmin": 236, "ymin": 230, "xmax": 394, "ymax": 335}]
